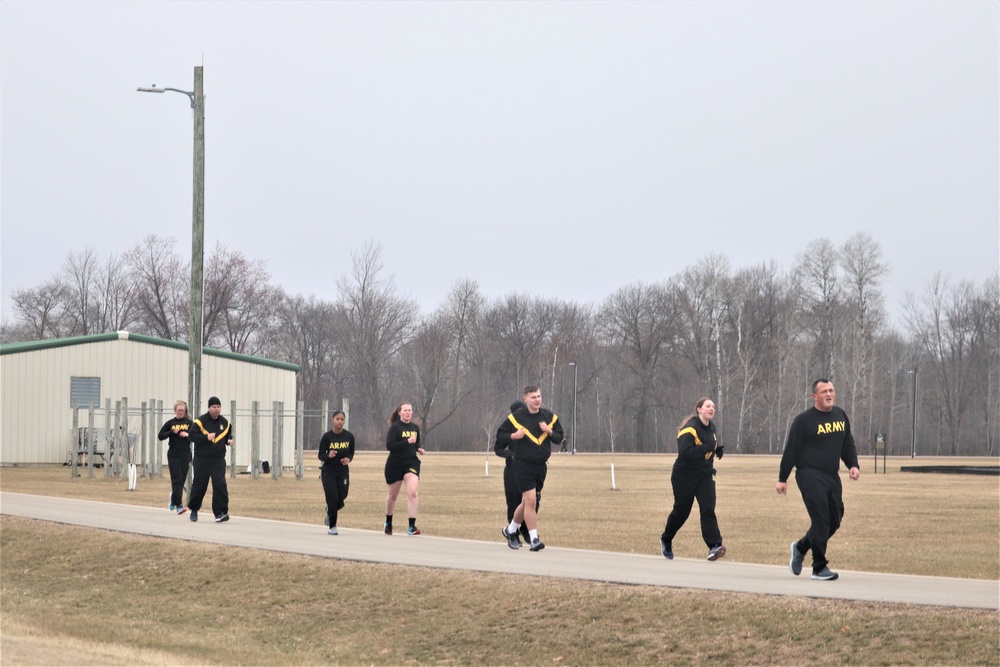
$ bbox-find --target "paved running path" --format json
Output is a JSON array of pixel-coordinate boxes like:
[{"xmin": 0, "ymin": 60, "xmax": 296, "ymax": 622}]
[{"xmin": 3, "ymin": 492, "xmax": 996, "ymax": 610}]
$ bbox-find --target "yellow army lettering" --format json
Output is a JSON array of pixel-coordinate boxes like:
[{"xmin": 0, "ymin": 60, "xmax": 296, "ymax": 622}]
[
  {"xmin": 172, "ymin": 424, "xmax": 190, "ymax": 433},
  {"xmin": 816, "ymin": 421, "xmax": 846, "ymax": 435},
  {"xmin": 401, "ymin": 430, "xmax": 418, "ymax": 439}
]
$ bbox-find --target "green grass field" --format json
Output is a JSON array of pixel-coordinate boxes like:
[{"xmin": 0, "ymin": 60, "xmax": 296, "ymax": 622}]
[{"xmin": 2, "ymin": 454, "xmax": 998, "ymax": 665}]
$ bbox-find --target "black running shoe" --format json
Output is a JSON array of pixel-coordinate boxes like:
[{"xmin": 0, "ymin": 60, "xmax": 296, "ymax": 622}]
[
  {"xmin": 529, "ymin": 538, "xmax": 545, "ymax": 552},
  {"xmin": 502, "ymin": 527, "xmax": 520, "ymax": 550}
]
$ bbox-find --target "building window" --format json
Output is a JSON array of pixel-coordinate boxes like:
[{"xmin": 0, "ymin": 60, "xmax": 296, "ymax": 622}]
[{"xmin": 70, "ymin": 377, "xmax": 101, "ymax": 409}]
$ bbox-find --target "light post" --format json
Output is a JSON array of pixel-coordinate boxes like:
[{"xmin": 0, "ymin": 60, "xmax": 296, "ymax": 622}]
[
  {"xmin": 908, "ymin": 367, "xmax": 918, "ymax": 458},
  {"xmin": 568, "ymin": 362, "xmax": 578, "ymax": 455},
  {"xmin": 138, "ymin": 67, "xmax": 205, "ymax": 414}
]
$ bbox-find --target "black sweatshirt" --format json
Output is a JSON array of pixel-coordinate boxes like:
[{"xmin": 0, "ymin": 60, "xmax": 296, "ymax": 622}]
[
  {"xmin": 495, "ymin": 407, "xmax": 563, "ymax": 465},
  {"xmin": 158, "ymin": 417, "xmax": 194, "ymax": 456},
  {"xmin": 385, "ymin": 420, "xmax": 421, "ymax": 465},
  {"xmin": 673, "ymin": 416, "xmax": 719, "ymax": 474},
  {"xmin": 319, "ymin": 429, "xmax": 355, "ymax": 468},
  {"xmin": 191, "ymin": 412, "xmax": 233, "ymax": 459},
  {"xmin": 779, "ymin": 406, "xmax": 860, "ymax": 482}
]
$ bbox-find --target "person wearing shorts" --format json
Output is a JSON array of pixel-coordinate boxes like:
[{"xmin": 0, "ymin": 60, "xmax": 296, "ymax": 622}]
[
  {"xmin": 383, "ymin": 402, "xmax": 424, "ymax": 536},
  {"xmin": 497, "ymin": 385, "xmax": 563, "ymax": 552}
]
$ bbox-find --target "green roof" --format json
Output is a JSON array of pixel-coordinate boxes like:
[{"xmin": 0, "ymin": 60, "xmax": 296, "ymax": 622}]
[{"xmin": 0, "ymin": 332, "xmax": 300, "ymax": 373}]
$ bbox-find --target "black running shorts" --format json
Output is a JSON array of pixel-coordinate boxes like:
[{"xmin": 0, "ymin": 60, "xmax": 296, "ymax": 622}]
[
  {"xmin": 385, "ymin": 458, "xmax": 420, "ymax": 485},
  {"xmin": 512, "ymin": 459, "xmax": 546, "ymax": 495}
]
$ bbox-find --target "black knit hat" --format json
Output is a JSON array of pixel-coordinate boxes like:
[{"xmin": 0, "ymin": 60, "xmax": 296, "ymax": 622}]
[
  {"xmin": 510, "ymin": 400, "xmax": 526, "ymax": 413},
  {"xmin": 208, "ymin": 396, "xmax": 221, "ymax": 407}
]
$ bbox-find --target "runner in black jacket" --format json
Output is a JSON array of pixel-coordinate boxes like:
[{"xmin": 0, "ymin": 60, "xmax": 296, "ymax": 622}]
[
  {"xmin": 318, "ymin": 410, "xmax": 355, "ymax": 535},
  {"xmin": 659, "ymin": 397, "xmax": 726, "ymax": 561},
  {"xmin": 776, "ymin": 379, "xmax": 861, "ymax": 581},
  {"xmin": 497, "ymin": 385, "xmax": 563, "ymax": 552},
  {"xmin": 494, "ymin": 400, "xmax": 534, "ymax": 545},
  {"xmin": 187, "ymin": 396, "xmax": 234, "ymax": 523},
  {"xmin": 158, "ymin": 400, "xmax": 193, "ymax": 514}
]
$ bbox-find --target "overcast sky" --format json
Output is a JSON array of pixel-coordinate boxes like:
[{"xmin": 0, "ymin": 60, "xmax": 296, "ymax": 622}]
[{"xmin": 2, "ymin": 1, "xmax": 997, "ymax": 327}]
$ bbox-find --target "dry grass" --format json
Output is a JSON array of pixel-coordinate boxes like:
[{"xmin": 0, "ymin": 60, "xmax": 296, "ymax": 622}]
[{"xmin": 2, "ymin": 454, "xmax": 998, "ymax": 666}]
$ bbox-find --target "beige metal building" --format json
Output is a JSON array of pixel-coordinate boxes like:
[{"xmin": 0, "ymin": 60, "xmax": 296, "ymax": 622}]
[{"xmin": 1, "ymin": 332, "xmax": 299, "ymax": 467}]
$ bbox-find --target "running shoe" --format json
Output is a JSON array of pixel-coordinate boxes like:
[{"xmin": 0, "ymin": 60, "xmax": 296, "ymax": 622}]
[
  {"xmin": 327, "ymin": 527, "xmax": 339, "ymax": 535},
  {"xmin": 189, "ymin": 510, "xmax": 198, "ymax": 522},
  {"xmin": 408, "ymin": 526, "xmax": 421, "ymax": 536},
  {"xmin": 529, "ymin": 538, "xmax": 545, "ymax": 552},
  {"xmin": 811, "ymin": 567, "xmax": 839, "ymax": 581},
  {"xmin": 660, "ymin": 538, "xmax": 674, "ymax": 560},
  {"xmin": 789, "ymin": 541, "xmax": 804, "ymax": 576},
  {"xmin": 384, "ymin": 522, "xmax": 392, "ymax": 535},
  {"xmin": 502, "ymin": 527, "xmax": 520, "ymax": 550},
  {"xmin": 215, "ymin": 513, "xmax": 229, "ymax": 523},
  {"xmin": 707, "ymin": 545, "xmax": 727, "ymax": 561}
]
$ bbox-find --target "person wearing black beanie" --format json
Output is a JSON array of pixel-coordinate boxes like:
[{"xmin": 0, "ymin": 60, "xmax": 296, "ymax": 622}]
[
  {"xmin": 187, "ymin": 396, "xmax": 234, "ymax": 523},
  {"xmin": 494, "ymin": 399, "xmax": 536, "ymax": 546}
]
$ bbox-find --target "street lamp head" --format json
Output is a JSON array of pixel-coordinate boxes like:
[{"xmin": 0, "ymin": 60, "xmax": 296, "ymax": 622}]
[{"xmin": 137, "ymin": 86, "xmax": 166, "ymax": 93}]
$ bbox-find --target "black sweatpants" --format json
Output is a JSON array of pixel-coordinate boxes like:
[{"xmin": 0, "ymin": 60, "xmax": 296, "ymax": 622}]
[
  {"xmin": 794, "ymin": 467, "xmax": 844, "ymax": 572},
  {"xmin": 321, "ymin": 465, "xmax": 350, "ymax": 527},
  {"xmin": 661, "ymin": 468, "xmax": 722, "ymax": 549},
  {"xmin": 166, "ymin": 449, "xmax": 191, "ymax": 508},
  {"xmin": 188, "ymin": 456, "xmax": 229, "ymax": 517}
]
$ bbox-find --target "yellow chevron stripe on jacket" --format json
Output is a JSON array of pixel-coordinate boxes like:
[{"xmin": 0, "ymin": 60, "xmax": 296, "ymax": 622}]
[
  {"xmin": 508, "ymin": 413, "xmax": 559, "ymax": 446},
  {"xmin": 677, "ymin": 426, "xmax": 702, "ymax": 445},
  {"xmin": 194, "ymin": 419, "xmax": 230, "ymax": 443}
]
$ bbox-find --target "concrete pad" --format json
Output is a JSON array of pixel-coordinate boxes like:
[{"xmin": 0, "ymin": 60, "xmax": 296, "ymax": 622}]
[{"xmin": 2, "ymin": 491, "xmax": 996, "ymax": 610}]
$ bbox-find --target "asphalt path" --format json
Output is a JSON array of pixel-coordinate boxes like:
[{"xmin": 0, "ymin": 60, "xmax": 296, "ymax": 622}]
[{"xmin": 2, "ymin": 491, "xmax": 997, "ymax": 610}]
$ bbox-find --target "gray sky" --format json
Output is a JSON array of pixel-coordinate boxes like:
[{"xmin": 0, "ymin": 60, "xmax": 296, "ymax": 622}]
[{"xmin": 2, "ymin": 1, "xmax": 997, "ymax": 326}]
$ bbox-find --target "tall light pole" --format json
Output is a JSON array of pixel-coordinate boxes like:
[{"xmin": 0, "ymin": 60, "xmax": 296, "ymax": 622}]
[
  {"xmin": 138, "ymin": 67, "xmax": 205, "ymax": 415},
  {"xmin": 569, "ymin": 362, "xmax": 578, "ymax": 455},
  {"xmin": 909, "ymin": 367, "xmax": 918, "ymax": 458}
]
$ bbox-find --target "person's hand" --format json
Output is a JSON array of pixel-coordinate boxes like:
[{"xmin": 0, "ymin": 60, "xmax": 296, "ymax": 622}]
[
  {"xmin": 328, "ymin": 450, "xmax": 337, "ymax": 459},
  {"xmin": 227, "ymin": 438, "xmax": 234, "ymax": 447},
  {"xmin": 775, "ymin": 481, "xmax": 787, "ymax": 495},
  {"xmin": 341, "ymin": 458, "xmax": 350, "ymax": 466},
  {"xmin": 511, "ymin": 428, "xmax": 525, "ymax": 440},
  {"xmin": 407, "ymin": 435, "xmax": 417, "ymax": 444},
  {"xmin": 539, "ymin": 422, "xmax": 552, "ymax": 434},
  {"xmin": 715, "ymin": 446, "xmax": 724, "ymax": 459},
  {"xmin": 417, "ymin": 447, "xmax": 425, "ymax": 455},
  {"xmin": 179, "ymin": 431, "xmax": 188, "ymax": 438},
  {"xmin": 849, "ymin": 467, "xmax": 860, "ymax": 481},
  {"xmin": 208, "ymin": 432, "xmax": 217, "ymax": 442}
]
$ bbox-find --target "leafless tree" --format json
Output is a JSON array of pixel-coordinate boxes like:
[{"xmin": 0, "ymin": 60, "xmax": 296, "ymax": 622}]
[
  {"xmin": 11, "ymin": 280, "xmax": 68, "ymax": 339},
  {"xmin": 125, "ymin": 234, "xmax": 188, "ymax": 340},
  {"xmin": 61, "ymin": 249, "xmax": 100, "ymax": 335},
  {"xmin": 795, "ymin": 238, "xmax": 842, "ymax": 378},
  {"xmin": 338, "ymin": 241, "xmax": 418, "ymax": 432}
]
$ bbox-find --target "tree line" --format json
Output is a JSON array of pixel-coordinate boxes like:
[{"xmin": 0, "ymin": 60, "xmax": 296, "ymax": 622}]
[{"xmin": 4, "ymin": 234, "xmax": 997, "ymax": 458}]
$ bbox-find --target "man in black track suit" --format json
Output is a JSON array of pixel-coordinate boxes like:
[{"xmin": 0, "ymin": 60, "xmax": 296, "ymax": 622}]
[
  {"xmin": 188, "ymin": 396, "xmax": 234, "ymax": 523},
  {"xmin": 776, "ymin": 379, "xmax": 860, "ymax": 581}
]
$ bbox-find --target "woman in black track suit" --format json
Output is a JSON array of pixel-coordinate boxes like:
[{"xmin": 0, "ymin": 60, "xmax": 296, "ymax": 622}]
[
  {"xmin": 158, "ymin": 400, "xmax": 193, "ymax": 514},
  {"xmin": 383, "ymin": 403, "xmax": 424, "ymax": 536},
  {"xmin": 659, "ymin": 397, "xmax": 727, "ymax": 562},
  {"xmin": 318, "ymin": 410, "xmax": 355, "ymax": 535}
]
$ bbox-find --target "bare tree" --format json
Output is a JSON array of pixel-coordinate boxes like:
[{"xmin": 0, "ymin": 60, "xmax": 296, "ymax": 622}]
[
  {"xmin": 795, "ymin": 238, "xmax": 842, "ymax": 378},
  {"xmin": 338, "ymin": 241, "xmax": 418, "ymax": 432},
  {"xmin": 11, "ymin": 280, "xmax": 68, "ymax": 339},
  {"xmin": 61, "ymin": 249, "xmax": 100, "ymax": 335},
  {"xmin": 125, "ymin": 235, "xmax": 187, "ymax": 340},
  {"xmin": 96, "ymin": 253, "xmax": 138, "ymax": 332},
  {"xmin": 839, "ymin": 232, "xmax": 888, "ymax": 440}
]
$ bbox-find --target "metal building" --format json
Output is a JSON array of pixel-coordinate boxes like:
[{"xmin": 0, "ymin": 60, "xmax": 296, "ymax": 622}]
[{"xmin": 0, "ymin": 332, "xmax": 300, "ymax": 467}]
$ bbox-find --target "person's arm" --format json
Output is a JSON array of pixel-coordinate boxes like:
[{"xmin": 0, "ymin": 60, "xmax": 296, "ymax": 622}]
[
  {"xmin": 318, "ymin": 433, "xmax": 330, "ymax": 462},
  {"xmin": 386, "ymin": 423, "xmax": 407, "ymax": 452},
  {"xmin": 495, "ymin": 417, "xmax": 515, "ymax": 458},
  {"xmin": 840, "ymin": 412, "xmax": 860, "ymax": 480},
  {"xmin": 676, "ymin": 425, "xmax": 702, "ymax": 463},
  {"xmin": 158, "ymin": 420, "xmax": 174, "ymax": 441},
  {"xmin": 346, "ymin": 433, "xmax": 355, "ymax": 463},
  {"xmin": 547, "ymin": 413, "xmax": 564, "ymax": 445},
  {"xmin": 776, "ymin": 416, "xmax": 803, "ymax": 493}
]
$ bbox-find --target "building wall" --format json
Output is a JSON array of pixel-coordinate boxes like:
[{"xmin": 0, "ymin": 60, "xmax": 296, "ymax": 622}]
[{"xmin": 1, "ymin": 332, "xmax": 299, "ymax": 467}]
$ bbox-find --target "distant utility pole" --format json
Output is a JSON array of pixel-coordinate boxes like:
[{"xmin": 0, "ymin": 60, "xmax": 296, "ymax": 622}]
[{"xmin": 137, "ymin": 66, "xmax": 205, "ymax": 414}]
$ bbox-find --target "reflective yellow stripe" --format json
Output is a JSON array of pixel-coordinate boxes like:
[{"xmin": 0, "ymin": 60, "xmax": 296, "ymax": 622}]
[
  {"xmin": 677, "ymin": 426, "xmax": 702, "ymax": 446},
  {"xmin": 194, "ymin": 418, "xmax": 229, "ymax": 443},
  {"xmin": 508, "ymin": 413, "xmax": 559, "ymax": 446}
]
